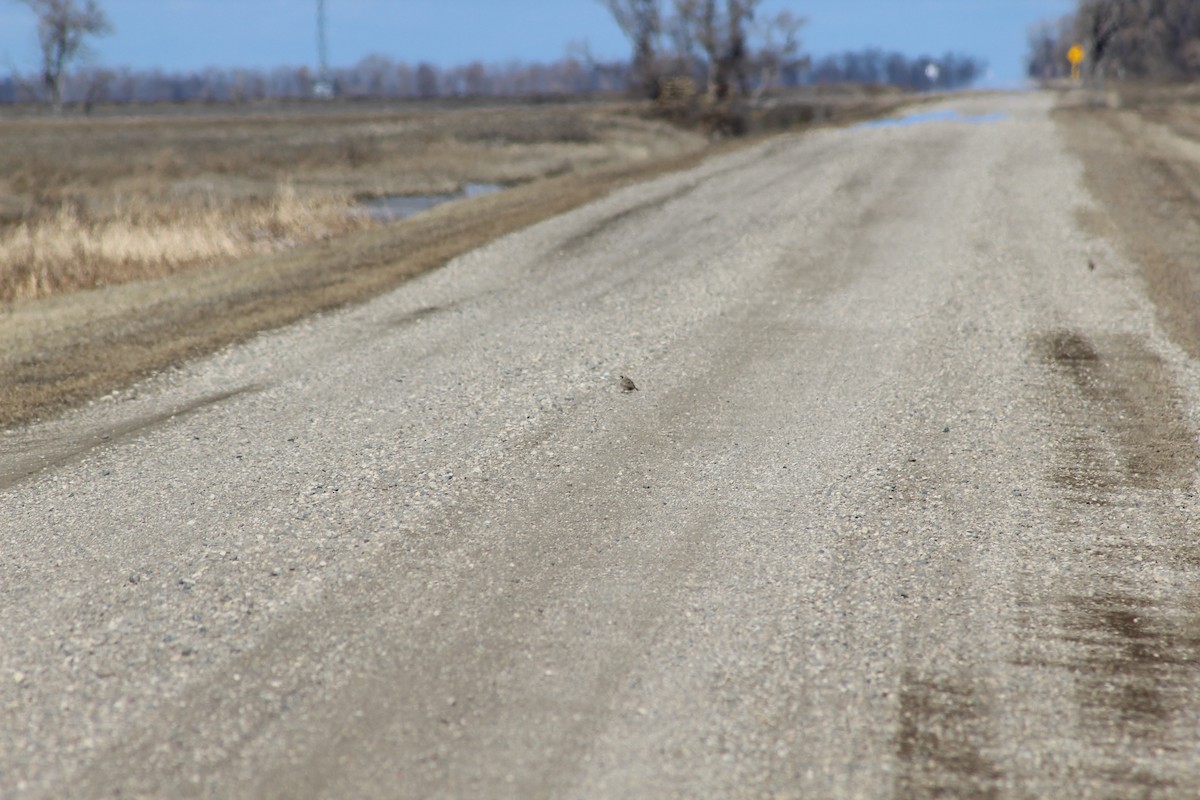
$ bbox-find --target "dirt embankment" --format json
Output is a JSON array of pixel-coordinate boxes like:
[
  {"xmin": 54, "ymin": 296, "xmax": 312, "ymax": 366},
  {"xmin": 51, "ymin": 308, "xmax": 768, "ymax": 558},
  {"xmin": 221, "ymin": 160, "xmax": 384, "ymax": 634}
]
[
  {"xmin": 0, "ymin": 93, "xmax": 908, "ymax": 430},
  {"xmin": 1056, "ymin": 85, "xmax": 1200, "ymax": 360}
]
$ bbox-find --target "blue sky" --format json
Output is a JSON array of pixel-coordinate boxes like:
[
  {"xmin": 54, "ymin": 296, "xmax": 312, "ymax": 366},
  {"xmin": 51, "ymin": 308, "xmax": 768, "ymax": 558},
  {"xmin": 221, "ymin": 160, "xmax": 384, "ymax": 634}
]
[{"xmin": 1, "ymin": 1, "xmax": 1077, "ymax": 87}]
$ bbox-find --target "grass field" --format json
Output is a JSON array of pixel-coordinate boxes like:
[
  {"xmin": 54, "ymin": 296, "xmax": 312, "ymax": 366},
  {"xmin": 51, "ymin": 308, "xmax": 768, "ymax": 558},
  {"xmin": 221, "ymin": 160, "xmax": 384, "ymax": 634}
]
[{"xmin": 0, "ymin": 100, "xmax": 706, "ymax": 303}]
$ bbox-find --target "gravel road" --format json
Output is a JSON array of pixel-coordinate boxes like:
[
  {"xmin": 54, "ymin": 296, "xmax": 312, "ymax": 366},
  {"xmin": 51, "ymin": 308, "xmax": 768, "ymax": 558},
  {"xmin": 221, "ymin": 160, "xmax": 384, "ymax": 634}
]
[{"xmin": 3, "ymin": 92, "xmax": 1200, "ymax": 798}]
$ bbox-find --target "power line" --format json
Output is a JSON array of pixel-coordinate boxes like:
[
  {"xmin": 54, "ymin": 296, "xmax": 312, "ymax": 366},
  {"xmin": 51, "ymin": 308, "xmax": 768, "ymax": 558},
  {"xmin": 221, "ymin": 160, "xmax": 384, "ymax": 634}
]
[{"xmin": 315, "ymin": 0, "xmax": 333, "ymax": 98}]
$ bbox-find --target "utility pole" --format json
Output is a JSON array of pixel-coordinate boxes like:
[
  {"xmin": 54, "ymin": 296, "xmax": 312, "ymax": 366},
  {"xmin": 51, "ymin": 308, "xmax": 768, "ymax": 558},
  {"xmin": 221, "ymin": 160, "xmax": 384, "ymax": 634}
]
[{"xmin": 314, "ymin": 0, "xmax": 333, "ymax": 98}]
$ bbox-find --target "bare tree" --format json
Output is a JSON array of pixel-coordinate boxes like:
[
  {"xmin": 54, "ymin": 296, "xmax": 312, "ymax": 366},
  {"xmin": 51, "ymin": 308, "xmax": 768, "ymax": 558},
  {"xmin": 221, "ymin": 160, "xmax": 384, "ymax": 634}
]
[
  {"xmin": 1075, "ymin": 0, "xmax": 1132, "ymax": 81},
  {"xmin": 599, "ymin": 0, "xmax": 663, "ymax": 97},
  {"xmin": 679, "ymin": 0, "xmax": 722, "ymax": 99},
  {"xmin": 79, "ymin": 65, "xmax": 112, "ymax": 114},
  {"xmin": 721, "ymin": 0, "xmax": 761, "ymax": 98},
  {"xmin": 669, "ymin": 0, "xmax": 762, "ymax": 102},
  {"xmin": 1026, "ymin": 16, "xmax": 1075, "ymax": 79},
  {"xmin": 1030, "ymin": 0, "xmax": 1200, "ymax": 82},
  {"xmin": 415, "ymin": 62, "xmax": 439, "ymax": 98},
  {"xmin": 18, "ymin": 0, "xmax": 112, "ymax": 112},
  {"xmin": 567, "ymin": 38, "xmax": 629, "ymax": 93},
  {"xmin": 661, "ymin": 0, "xmax": 700, "ymax": 81},
  {"xmin": 752, "ymin": 9, "xmax": 805, "ymax": 102}
]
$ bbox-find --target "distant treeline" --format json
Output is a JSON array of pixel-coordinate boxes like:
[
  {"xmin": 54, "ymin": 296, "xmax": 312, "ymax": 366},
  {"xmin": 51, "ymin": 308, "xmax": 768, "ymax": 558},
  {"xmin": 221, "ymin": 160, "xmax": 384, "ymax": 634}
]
[
  {"xmin": 0, "ymin": 58, "xmax": 630, "ymax": 107},
  {"xmin": 0, "ymin": 50, "xmax": 984, "ymax": 108},
  {"xmin": 1028, "ymin": 0, "xmax": 1200, "ymax": 79},
  {"xmin": 808, "ymin": 49, "xmax": 985, "ymax": 90}
]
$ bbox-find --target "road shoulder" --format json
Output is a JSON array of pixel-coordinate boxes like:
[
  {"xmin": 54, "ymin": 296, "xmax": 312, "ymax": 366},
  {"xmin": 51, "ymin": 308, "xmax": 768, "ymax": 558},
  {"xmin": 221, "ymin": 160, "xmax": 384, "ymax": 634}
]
[{"xmin": 1056, "ymin": 90, "xmax": 1200, "ymax": 360}]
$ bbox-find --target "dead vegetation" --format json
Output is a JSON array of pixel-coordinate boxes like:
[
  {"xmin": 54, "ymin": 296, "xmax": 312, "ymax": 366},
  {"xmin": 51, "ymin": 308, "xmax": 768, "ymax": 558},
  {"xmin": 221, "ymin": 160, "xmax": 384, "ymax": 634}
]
[
  {"xmin": 0, "ymin": 187, "xmax": 367, "ymax": 302},
  {"xmin": 648, "ymin": 82, "xmax": 911, "ymax": 138},
  {"xmin": 0, "ymin": 101, "xmax": 699, "ymax": 302}
]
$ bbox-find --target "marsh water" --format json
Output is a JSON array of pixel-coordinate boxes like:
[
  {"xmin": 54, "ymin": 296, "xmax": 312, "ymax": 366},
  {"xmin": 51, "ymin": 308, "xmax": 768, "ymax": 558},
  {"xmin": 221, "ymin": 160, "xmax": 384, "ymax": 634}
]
[{"xmin": 360, "ymin": 182, "xmax": 504, "ymax": 221}]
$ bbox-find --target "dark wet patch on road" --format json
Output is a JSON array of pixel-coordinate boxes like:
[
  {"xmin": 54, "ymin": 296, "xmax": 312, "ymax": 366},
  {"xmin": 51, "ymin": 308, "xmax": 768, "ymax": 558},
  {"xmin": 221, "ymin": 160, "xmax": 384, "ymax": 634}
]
[
  {"xmin": 1021, "ymin": 326, "xmax": 1200, "ymax": 792},
  {"xmin": 383, "ymin": 304, "xmax": 446, "ymax": 330},
  {"xmin": 894, "ymin": 670, "xmax": 1001, "ymax": 799},
  {"xmin": 556, "ymin": 181, "xmax": 699, "ymax": 255},
  {"xmin": 1014, "ymin": 590, "xmax": 1200, "ymax": 794},
  {"xmin": 1031, "ymin": 329, "xmax": 1196, "ymax": 502},
  {"xmin": 0, "ymin": 383, "xmax": 265, "ymax": 490},
  {"xmin": 1065, "ymin": 593, "xmax": 1199, "ymax": 734}
]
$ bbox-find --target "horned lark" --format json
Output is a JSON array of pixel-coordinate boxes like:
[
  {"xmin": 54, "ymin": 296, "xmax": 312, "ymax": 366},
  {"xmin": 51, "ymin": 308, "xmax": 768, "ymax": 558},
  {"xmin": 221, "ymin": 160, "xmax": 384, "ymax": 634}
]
[{"xmin": 620, "ymin": 375, "xmax": 638, "ymax": 392}]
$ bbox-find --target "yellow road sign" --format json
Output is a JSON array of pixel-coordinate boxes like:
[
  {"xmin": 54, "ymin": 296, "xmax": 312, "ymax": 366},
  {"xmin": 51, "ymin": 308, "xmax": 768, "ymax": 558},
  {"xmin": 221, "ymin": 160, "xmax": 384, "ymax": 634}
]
[{"xmin": 1067, "ymin": 44, "xmax": 1084, "ymax": 81}]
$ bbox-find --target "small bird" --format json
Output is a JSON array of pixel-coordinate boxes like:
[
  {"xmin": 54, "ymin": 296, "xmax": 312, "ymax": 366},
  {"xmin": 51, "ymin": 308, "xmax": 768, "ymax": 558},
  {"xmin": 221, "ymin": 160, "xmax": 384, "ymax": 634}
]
[
  {"xmin": 620, "ymin": 375, "xmax": 638, "ymax": 392},
  {"xmin": 1088, "ymin": 258, "xmax": 1096, "ymax": 271}
]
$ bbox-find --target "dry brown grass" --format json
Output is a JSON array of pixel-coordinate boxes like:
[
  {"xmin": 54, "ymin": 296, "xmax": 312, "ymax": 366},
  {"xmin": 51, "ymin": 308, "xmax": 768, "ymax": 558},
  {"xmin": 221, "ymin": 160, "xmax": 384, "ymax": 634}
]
[
  {"xmin": 0, "ymin": 102, "xmax": 690, "ymax": 215},
  {"xmin": 0, "ymin": 186, "xmax": 368, "ymax": 302},
  {"xmin": 0, "ymin": 101, "xmax": 702, "ymax": 305}
]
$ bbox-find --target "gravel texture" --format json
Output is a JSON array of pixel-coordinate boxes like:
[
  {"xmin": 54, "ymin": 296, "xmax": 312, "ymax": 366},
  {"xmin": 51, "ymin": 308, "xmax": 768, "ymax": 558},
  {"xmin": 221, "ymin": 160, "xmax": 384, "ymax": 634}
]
[{"xmin": 2, "ymin": 92, "xmax": 1199, "ymax": 798}]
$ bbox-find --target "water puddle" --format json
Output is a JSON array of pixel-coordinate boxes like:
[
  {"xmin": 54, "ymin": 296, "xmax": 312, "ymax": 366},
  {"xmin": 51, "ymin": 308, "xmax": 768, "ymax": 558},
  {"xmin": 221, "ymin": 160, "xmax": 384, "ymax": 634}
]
[
  {"xmin": 359, "ymin": 182, "xmax": 503, "ymax": 222},
  {"xmin": 854, "ymin": 109, "xmax": 1008, "ymax": 130}
]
